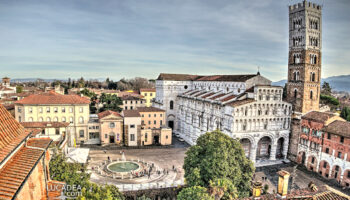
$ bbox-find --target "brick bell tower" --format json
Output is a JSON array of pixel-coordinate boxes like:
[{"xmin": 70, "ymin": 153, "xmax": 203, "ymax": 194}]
[{"xmin": 286, "ymin": 0, "xmax": 322, "ymax": 114}]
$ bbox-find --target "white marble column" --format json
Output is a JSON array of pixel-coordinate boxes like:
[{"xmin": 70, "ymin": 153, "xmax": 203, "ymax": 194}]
[
  {"xmin": 250, "ymin": 143, "xmax": 257, "ymax": 163},
  {"xmin": 269, "ymin": 141, "xmax": 277, "ymax": 161},
  {"xmin": 282, "ymin": 137, "xmax": 289, "ymax": 159}
]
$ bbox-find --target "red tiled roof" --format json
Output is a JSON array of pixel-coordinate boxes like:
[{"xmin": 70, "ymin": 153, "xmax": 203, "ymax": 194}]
[
  {"xmin": 122, "ymin": 110, "xmax": 141, "ymax": 117},
  {"xmin": 137, "ymin": 106, "xmax": 165, "ymax": 112},
  {"xmin": 227, "ymin": 99, "xmax": 256, "ymax": 107},
  {"xmin": 302, "ymin": 111, "xmax": 336, "ymax": 123},
  {"xmin": 47, "ymin": 180, "xmax": 65, "ymax": 200},
  {"xmin": 323, "ymin": 120, "xmax": 350, "ymax": 138},
  {"xmin": 209, "ymin": 93, "xmax": 226, "ymax": 100},
  {"xmin": 98, "ymin": 110, "xmax": 122, "ymax": 119},
  {"xmin": 121, "ymin": 95, "xmax": 142, "ymax": 100},
  {"xmin": 14, "ymin": 91, "xmax": 90, "ymax": 105},
  {"xmin": 26, "ymin": 138, "xmax": 52, "ymax": 149},
  {"xmin": 201, "ymin": 92, "xmax": 215, "ymax": 99},
  {"xmin": 220, "ymin": 95, "xmax": 236, "ymax": 102},
  {"xmin": 0, "ymin": 105, "xmax": 31, "ymax": 164},
  {"xmin": 20, "ymin": 122, "xmax": 70, "ymax": 128},
  {"xmin": 0, "ymin": 147, "xmax": 46, "ymax": 200},
  {"xmin": 140, "ymin": 88, "xmax": 156, "ymax": 92}
]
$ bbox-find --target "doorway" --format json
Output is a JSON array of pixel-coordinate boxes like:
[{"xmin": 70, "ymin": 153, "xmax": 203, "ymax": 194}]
[
  {"xmin": 109, "ymin": 135, "xmax": 115, "ymax": 143},
  {"xmin": 154, "ymin": 135, "xmax": 160, "ymax": 145},
  {"xmin": 168, "ymin": 121, "xmax": 174, "ymax": 129}
]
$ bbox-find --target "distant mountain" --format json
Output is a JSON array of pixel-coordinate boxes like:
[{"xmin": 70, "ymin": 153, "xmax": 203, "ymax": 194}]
[
  {"xmin": 10, "ymin": 78, "xmax": 65, "ymax": 83},
  {"xmin": 272, "ymin": 74, "xmax": 350, "ymax": 92}
]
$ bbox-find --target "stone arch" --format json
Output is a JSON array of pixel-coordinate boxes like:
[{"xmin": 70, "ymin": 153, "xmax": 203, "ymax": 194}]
[
  {"xmin": 319, "ymin": 160, "xmax": 331, "ymax": 178},
  {"xmin": 332, "ymin": 165, "xmax": 342, "ymax": 182},
  {"xmin": 240, "ymin": 138, "xmax": 251, "ymax": 158},
  {"xmin": 256, "ymin": 136, "xmax": 272, "ymax": 159},
  {"xmin": 167, "ymin": 114, "xmax": 175, "ymax": 130},
  {"xmin": 307, "ymin": 155, "xmax": 318, "ymax": 172},
  {"xmin": 276, "ymin": 137, "xmax": 285, "ymax": 159}
]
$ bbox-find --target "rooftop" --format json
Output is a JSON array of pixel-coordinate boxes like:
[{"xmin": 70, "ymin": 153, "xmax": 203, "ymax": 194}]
[
  {"xmin": 15, "ymin": 91, "xmax": 90, "ymax": 105},
  {"xmin": 121, "ymin": 95, "xmax": 143, "ymax": 101},
  {"xmin": 97, "ymin": 110, "xmax": 122, "ymax": 119},
  {"xmin": 137, "ymin": 106, "xmax": 165, "ymax": 113},
  {"xmin": 157, "ymin": 73, "xmax": 260, "ymax": 82},
  {"xmin": 122, "ymin": 110, "xmax": 141, "ymax": 118},
  {"xmin": 323, "ymin": 120, "xmax": 350, "ymax": 138},
  {"xmin": 140, "ymin": 88, "xmax": 156, "ymax": 92},
  {"xmin": 20, "ymin": 122, "xmax": 70, "ymax": 128},
  {"xmin": 302, "ymin": 111, "xmax": 336, "ymax": 123}
]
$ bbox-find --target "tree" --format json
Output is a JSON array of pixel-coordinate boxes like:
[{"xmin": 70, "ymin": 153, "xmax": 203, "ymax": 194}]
[
  {"xmin": 177, "ymin": 186, "xmax": 213, "ymax": 200},
  {"xmin": 78, "ymin": 88, "xmax": 97, "ymax": 98},
  {"xmin": 321, "ymin": 81, "xmax": 332, "ymax": 95},
  {"xmin": 50, "ymin": 152, "xmax": 124, "ymax": 200},
  {"xmin": 320, "ymin": 94, "xmax": 340, "ymax": 106},
  {"xmin": 209, "ymin": 178, "xmax": 238, "ymax": 200},
  {"xmin": 341, "ymin": 107, "xmax": 350, "ymax": 121},
  {"xmin": 99, "ymin": 93, "xmax": 123, "ymax": 112},
  {"xmin": 183, "ymin": 130, "xmax": 255, "ymax": 198},
  {"xmin": 16, "ymin": 85, "xmax": 23, "ymax": 93}
]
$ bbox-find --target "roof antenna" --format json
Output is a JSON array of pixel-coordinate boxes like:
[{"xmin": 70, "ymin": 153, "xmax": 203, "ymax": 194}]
[{"xmin": 257, "ymin": 66, "xmax": 261, "ymax": 75}]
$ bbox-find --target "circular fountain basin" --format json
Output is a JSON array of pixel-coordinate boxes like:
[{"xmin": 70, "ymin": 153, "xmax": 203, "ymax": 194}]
[{"xmin": 107, "ymin": 161, "xmax": 140, "ymax": 173}]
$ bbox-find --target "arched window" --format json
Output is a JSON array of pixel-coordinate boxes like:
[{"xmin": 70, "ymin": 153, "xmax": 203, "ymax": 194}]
[
  {"xmin": 28, "ymin": 117, "xmax": 33, "ymax": 122},
  {"xmin": 46, "ymin": 117, "xmax": 51, "ymax": 122},
  {"xmin": 312, "ymin": 73, "xmax": 316, "ymax": 82},
  {"xmin": 39, "ymin": 117, "xmax": 43, "ymax": 122},
  {"xmin": 294, "ymin": 89, "xmax": 298, "ymax": 98},
  {"xmin": 79, "ymin": 117, "xmax": 84, "ymax": 124},
  {"xmin": 62, "ymin": 117, "xmax": 66, "ymax": 122},
  {"xmin": 54, "ymin": 117, "xmax": 58, "ymax": 122},
  {"xmin": 170, "ymin": 100, "xmax": 174, "ymax": 110},
  {"xmin": 310, "ymin": 90, "xmax": 313, "ymax": 99}
]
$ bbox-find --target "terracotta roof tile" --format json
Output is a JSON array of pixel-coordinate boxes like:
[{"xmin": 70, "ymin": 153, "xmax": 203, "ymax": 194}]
[
  {"xmin": 21, "ymin": 122, "xmax": 70, "ymax": 128},
  {"xmin": 209, "ymin": 93, "xmax": 226, "ymax": 100},
  {"xmin": 0, "ymin": 147, "xmax": 46, "ymax": 200},
  {"xmin": 121, "ymin": 95, "xmax": 142, "ymax": 100},
  {"xmin": 98, "ymin": 110, "xmax": 122, "ymax": 119},
  {"xmin": 0, "ymin": 105, "xmax": 31, "ymax": 164},
  {"xmin": 140, "ymin": 88, "xmax": 156, "ymax": 92},
  {"xmin": 122, "ymin": 110, "xmax": 141, "ymax": 117},
  {"xmin": 323, "ymin": 120, "xmax": 350, "ymax": 138},
  {"xmin": 302, "ymin": 111, "xmax": 336, "ymax": 123},
  {"xmin": 220, "ymin": 95, "xmax": 236, "ymax": 102},
  {"xmin": 26, "ymin": 138, "xmax": 52, "ymax": 149},
  {"xmin": 201, "ymin": 92, "xmax": 216, "ymax": 99},
  {"xmin": 137, "ymin": 107, "xmax": 165, "ymax": 112},
  {"xmin": 227, "ymin": 99, "xmax": 256, "ymax": 107},
  {"xmin": 14, "ymin": 91, "xmax": 90, "ymax": 105}
]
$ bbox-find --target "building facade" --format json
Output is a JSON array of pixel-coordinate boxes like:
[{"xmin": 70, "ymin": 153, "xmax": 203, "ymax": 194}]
[
  {"xmin": 286, "ymin": 0, "xmax": 322, "ymax": 114},
  {"xmin": 121, "ymin": 95, "xmax": 145, "ymax": 110},
  {"xmin": 296, "ymin": 111, "xmax": 350, "ymax": 187},
  {"xmin": 175, "ymin": 85, "xmax": 292, "ymax": 164},
  {"xmin": 98, "ymin": 110, "xmax": 124, "ymax": 146},
  {"xmin": 14, "ymin": 91, "xmax": 90, "ymax": 146},
  {"xmin": 0, "ymin": 77, "xmax": 16, "ymax": 98},
  {"xmin": 140, "ymin": 88, "xmax": 156, "ymax": 107},
  {"xmin": 153, "ymin": 73, "xmax": 271, "ymax": 131}
]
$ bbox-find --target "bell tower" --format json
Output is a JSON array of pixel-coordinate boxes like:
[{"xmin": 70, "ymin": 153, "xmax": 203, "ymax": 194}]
[{"xmin": 286, "ymin": 0, "xmax": 322, "ymax": 114}]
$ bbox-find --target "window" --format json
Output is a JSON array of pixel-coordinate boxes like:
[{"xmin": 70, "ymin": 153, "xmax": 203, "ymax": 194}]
[
  {"xmin": 62, "ymin": 117, "xmax": 66, "ymax": 122},
  {"xmin": 79, "ymin": 130, "xmax": 84, "ymax": 138},
  {"xmin": 148, "ymin": 121, "xmax": 151, "ymax": 125},
  {"xmin": 125, "ymin": 106, "xmax": 128, "ymax": 110},
  {"xmin": 348, "ymin": 173, "xmax": 350, "ymax": 179},
  {"xmin": 154, "ymin": 120, "xmax": 156, "ymax": 125},
  {"xmin": 46, "ymin": 107, "xmax": 50, "ymax": 113},
  {"xmin": 325, "ymin": 148, "xmax": 329, "ymax": 154},
  {"xmin": 130, "ymin": 134, "xmax": 135, "ymax": 141},
  {"xmin": 150, "ymin": 93, "xmax": 153, "ymax": 96},
  {"xmin": 184, "ymin": 85, "xmax": 188, "ymax": 89},
  {"xmin": 294, "ymin": 89, "xmax": 298, "ymax": 98},
  {"xmin": 142, "ymin": 114, "xmax": 144, "ymax": 117},
  {"xmin": 160, "ymin": 114, "xmax": 162, "ymax": 117},
  {"xmin": 29, "ymin": 107, "xmax": 33, "ymax": 113},
  {"xmin": 338, "ymin": 152, "xmax": 342, "ymax": 158},
  {"xmin": 79, "ymin": 107, "xmax": 83, "ymax": 113},
  {"xmin": 145, "ymin": 133, "xmax": 148, "ymax": 142},
  {"xmin": 54, "ymin": 117, "xmax": 58, "ymax": 122},
  {"xmin": 170, "ymin": 100, "xmax": 174, "ymax": 110},
  {"xmin": 105, "ymin": 134, "xmax": 108, "ymax": 139},
  {"xmin": 148, "ymin": 114, "xmax": 151, "ymax": 117},
  {"xmin": 62, "ymin": 107, "xmax": 66, "ymax": 113},
  {"xmin": 311, "ymin": 157, "xmax": 315, "ymax": 164},
  {"xmin": 69, "ymin": 117, "xmax": 73, "ymax": 123},
  {"xmin": 130, "ymin": 106, "xmax": 133, "ymax": 110},
  {"xmin": 79, "ymin": 117, "xmax": 84, "ymax": 124},
  {"xmin": 28, "ymin": 117, "xmax": 33, "ymax": 122},
  {"xmin": 39, "ymin": 107, "xmax": 43, "ymax": 113},
  {"xmin": 154, "ymin": 114, "xmax": 156, "ymax": 117},
  {"xmin": 341, "ymin": 136, "xmax": 344, "ymax": 143},
  {"xmin": 166, "ymin": 135, "xmax": 168, "ymax": 139},
  {"xmin": 130, "ymin": 124, "xmax": 135, "ymax": 128},
  {"xmin": 109, "ymin": 122, "xmax": 115, "ymax": 128},
  {"xmin": 264, "ymin": 123, "xmax": 268, "ymax": 130},
  {"xmin": 39, "ymin": 117, "xmax": 43, "ymax": 122},
  {"xmin": 160, "ymin": 120, "xmax": 163, "ymax": 125},
  {"xmin": 145, "ymin": 93, "xmax": 147, "ymax": 96},
  {"xmin": 55, "ymin": 128, "xmax": 60, "ymax": 135},
  {"xmin": 142, "ymin": 120, "xmax": 144, "ymax": 124},
  {"xmin": 54, "ymin": 107, "xmax": 58, "ymax": 113},
  {"xmin": 69, "ymin": 107, "xmax": 73, "ymax": 113},
  {"xmin": 327, "ymin": 133, "xmax": 331, "ymax": 140},
  {"xmin": 323, "ymin": 162, "xmax": 327, "ymax": 168},
  {"xmin": 310, "ymin": 90, "xmax": 313, "ymax": 99},
  {"xmin": 46, "ymin": 117, "xmax": 51, "ymax": 122}
]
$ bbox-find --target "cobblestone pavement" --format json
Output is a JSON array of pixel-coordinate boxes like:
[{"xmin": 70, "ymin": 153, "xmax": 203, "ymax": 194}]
[{"xmin": 255, "ymin": 163, "xmax": 350, "ymax": 195}]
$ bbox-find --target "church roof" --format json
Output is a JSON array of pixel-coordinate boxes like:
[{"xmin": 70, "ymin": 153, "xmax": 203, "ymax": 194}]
[
  {"xmin": 157, "ymin": 73, "xmax": 259, "ymax": 82},
  {"xmin": 15, "ymin": 91, "xmax": 90, "ymax": 105}
]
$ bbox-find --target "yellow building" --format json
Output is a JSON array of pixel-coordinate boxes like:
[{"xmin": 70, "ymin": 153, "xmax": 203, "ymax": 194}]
[
  {"xmin": 140, "ymin": 88, "xmax": 156, "ymax": 107},
  {"xmin": 14, "ymin": 91, "xmax": 90, "ymax": 146}
]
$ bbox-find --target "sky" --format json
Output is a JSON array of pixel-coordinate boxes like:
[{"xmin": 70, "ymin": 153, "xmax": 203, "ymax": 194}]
[{"xmin": 0, "ymin": 0, "xmax": 349, "ymax": 82}]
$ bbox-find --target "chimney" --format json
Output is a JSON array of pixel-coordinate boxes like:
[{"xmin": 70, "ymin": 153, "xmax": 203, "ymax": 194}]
[
  {"xmin": 277, "ymin": 170, "xmax": 290, "ymax": 198},
  {"xmin": 252, "ymin": 182, "xmax": 262, "ymax": 199}
]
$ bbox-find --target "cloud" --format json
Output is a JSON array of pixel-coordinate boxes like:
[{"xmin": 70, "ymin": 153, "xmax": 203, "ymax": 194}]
[{"xmin": 0, "ymin": 0, "xmax": 349, "ymax": 81}]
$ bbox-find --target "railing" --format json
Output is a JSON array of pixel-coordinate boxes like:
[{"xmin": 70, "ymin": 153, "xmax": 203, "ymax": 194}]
[{"xmin": 116, "ymin": 179, "xmax": 185, "ymax": 191}]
